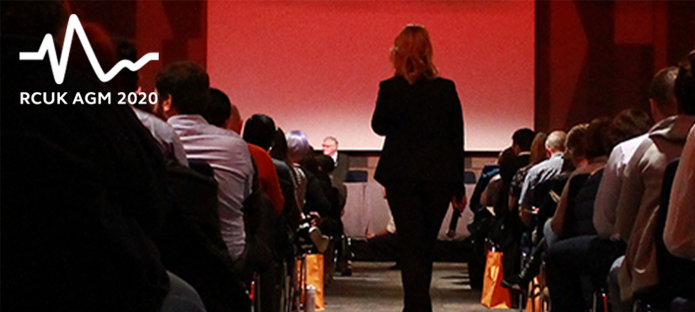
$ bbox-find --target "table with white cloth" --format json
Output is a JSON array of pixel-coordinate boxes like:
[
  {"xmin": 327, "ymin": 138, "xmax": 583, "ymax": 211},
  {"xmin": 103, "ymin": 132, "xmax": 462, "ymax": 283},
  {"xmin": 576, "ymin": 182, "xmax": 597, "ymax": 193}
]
[{"xmin": 341, "ymin": 182, "xmax": 476, "ymax": 240}]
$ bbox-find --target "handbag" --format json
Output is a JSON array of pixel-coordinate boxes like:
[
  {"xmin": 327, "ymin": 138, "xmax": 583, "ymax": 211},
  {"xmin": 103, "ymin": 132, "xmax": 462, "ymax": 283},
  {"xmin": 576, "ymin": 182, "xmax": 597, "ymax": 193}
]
[{"xmin": 481, "ymin": 249, "xmax": 512, "ymax": 309}]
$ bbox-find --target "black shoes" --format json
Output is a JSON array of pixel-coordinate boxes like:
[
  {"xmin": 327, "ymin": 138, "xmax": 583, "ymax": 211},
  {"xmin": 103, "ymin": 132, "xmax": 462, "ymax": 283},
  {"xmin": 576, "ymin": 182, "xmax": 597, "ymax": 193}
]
[{"xmin": 336, "ymin": 260, "xmax": 352, "ymax": 276}]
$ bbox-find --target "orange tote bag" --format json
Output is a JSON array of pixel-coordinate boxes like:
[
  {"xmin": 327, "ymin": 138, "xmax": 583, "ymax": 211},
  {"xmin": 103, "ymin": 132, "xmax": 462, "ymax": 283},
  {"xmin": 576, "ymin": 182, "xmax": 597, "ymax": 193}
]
[
  {"xmin": 298, "ymin": 254, "xmax": 325, "ymax": 311},
  {"xmin": 480, "ymin": 250, "xmax": 512, "ymax": 309}
]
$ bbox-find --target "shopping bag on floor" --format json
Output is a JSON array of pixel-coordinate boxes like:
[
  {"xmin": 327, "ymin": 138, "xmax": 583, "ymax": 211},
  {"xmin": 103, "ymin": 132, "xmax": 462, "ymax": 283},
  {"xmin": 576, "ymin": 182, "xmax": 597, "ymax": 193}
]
[
  {"xmin": 298, "ymin": 253, "xmax": 325, "ymax": 310},
  {"xmin": 481, "ymin": 250, "xmax": 512, "ymax": 309}
]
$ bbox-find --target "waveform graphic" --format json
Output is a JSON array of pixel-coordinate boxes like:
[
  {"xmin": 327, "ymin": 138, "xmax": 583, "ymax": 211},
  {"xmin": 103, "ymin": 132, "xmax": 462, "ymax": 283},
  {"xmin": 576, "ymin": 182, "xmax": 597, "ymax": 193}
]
[{"xmin": 19, "ymin": 14, "xmax": 158, "ymax": 85}]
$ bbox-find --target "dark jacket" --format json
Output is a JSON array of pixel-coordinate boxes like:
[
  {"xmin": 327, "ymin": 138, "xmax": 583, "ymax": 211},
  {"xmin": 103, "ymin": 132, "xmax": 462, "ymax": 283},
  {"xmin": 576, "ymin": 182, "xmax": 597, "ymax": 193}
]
[
  {"xmin": 371, "ymin": 76, "xmax": 465, "ymax": 195},
  {"xmin": 563, "ymin": 171, "xmax": 601, "ymax": 239},
  {"xmin": 2, "ymin": 36, "xmax": 170, "ymax": 312}
]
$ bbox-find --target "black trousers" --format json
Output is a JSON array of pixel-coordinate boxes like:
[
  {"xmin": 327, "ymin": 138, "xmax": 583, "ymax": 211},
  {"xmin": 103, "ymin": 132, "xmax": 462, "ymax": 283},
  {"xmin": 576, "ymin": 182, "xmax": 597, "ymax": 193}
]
[
  {"xmin": 544, "ymin": 235, "xmax": 626, "ymax": 312},
  {"xmin": 385, "ymin": 181, "xmax": 454, "ymax": 312}
]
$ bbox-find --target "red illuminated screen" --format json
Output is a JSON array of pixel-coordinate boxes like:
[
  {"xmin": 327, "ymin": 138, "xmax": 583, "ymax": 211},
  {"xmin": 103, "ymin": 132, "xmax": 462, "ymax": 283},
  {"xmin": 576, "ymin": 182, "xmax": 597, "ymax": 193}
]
[{"xmin": 208, "ymin": 1, "xmax": 534, "ymax": 151}]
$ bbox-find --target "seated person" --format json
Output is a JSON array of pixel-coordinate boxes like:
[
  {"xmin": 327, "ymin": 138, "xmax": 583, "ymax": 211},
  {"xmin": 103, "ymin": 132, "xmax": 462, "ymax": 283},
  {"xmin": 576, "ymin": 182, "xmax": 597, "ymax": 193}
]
[
  {"xmin": 366, "ymin": 208, "xmax": 400, "ymax": 269},
  {"xmin": 204, "ymin": 91, "xmax": 285, "ymax": 215},
  {"xmin": 2, "ymin": 3, "xmax": 201, "ymax": 310},
  {"xmin": 542, "ymin": 119, "xmax": 616, "ymax": 312},
  {"xmin": 616, "ymin": 58, "xmax": 695, "ymax": 308},
  {"xmin": 156, "ymin": 61, "xmax": 254, "ymax": 264}
]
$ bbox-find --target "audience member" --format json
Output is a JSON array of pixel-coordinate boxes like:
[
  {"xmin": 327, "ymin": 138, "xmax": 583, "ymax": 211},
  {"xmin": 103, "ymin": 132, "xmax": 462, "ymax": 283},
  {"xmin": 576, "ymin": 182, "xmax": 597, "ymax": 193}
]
[
  {"xmin": 367, "ymin": 210, "xmax": 400, "ymax": 268},
  {"xmin": 115, "ymin": 38, "xmax": 141, "ymax": 93},
  {"xmin": 484, "ymin": 148, "xmax": 521, "ymax": 285},
  {"xmin": 241, "ymin": 114, "xmax": 287, "ymax": 215},
  {"xmin": 113, "ymin": 39, "xmax": 188, "ymax": 167},
  {"xmin": 69, "ymin": 21, "xmax": 120, "ymax": 91},
  {"xmin": 593, "ymin": 108, "xmax": 656, "ymax": 239},
  {"xmin": 543, "ymin": 119, "xmax": 614, "ymax": 312},
  {"xmin": 542, "ymin": 123, "xmax": 589, "ymax": 244},
  {"xmin": 664, "ymin": 123, "xmax": 695, "ymax": 260},
  {"xmin": 491, "ymin": 130, "xmax": 533, "ymax": 288},
  {"xmin": 2, "ymin": 2, "xmax": 203, "ymax": 311},
  {"xmin": 597, "ymin": 69, "xmax": 673, "ymax": 312},
  {"xmin": 651, "ymin": 49, "xmax": 695, "ymax": 312},
  {"xmin": 300, "ymin": 155, "xmax": 341, "ymax": 235},
  {"xmin": 481, "ymin": 148, "xmax": 517, "ymax": 215},
  {"xmin": 286, "ymin": 130, "xmax": 311, "ymax": 213},
  {"xmin": 510, "ymin": 131, "xmax": 548, "ymax": 225},
  {"xmin": 518, "ymin": 130, "xmax": 567, "ymax": 214},
  {"xmin": 664, "ymin": 52, "xmax": 695, "ymax": 258},
  {"xmin": 156, "ymin": 61, "xmax": 254, "ymax": 262},
  {"xmin": 617, "ymin": 54, "xmax": 695, "ymax": 307},
  {"xmin": 316, "ymin": 154, "xmax": 352, "ymax": 275},
  {"xmin": 204, "ymin": 92, "xmax": 285, "ymax": 215},
  {"xmin": 500, "ymin": 130, "xmax": 565, "ymax": 289},
  {"xmin": 502, "ymin": 128, "xmax": 576, "ymax": 290},
  {"xmin": 271, "ymin": 128, "xmax": 302, "ymax": 229},
  {"xmin": 290, "ymin": 133, "xmax": 332, "ymax": 219},
  {"xmin": 511, "ymin": 128, "xmax": 535, "ymax": 170},
  {"xmin": 466, "ymin": 163, "xmax": 502, "ymax": 290}
]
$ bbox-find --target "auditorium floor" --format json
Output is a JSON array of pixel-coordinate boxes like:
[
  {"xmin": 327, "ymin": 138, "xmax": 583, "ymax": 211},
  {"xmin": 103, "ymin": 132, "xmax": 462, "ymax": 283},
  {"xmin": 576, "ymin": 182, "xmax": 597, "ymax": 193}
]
[{"xmin": 324, "ymin": 262, "xmax": 515, "ymax": 312}]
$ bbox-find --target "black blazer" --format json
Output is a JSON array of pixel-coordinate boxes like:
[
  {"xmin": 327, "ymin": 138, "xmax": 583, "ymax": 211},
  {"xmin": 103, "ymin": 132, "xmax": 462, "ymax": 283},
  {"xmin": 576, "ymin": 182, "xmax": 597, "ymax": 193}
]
[{"xmin": 371, "ymin": 76, "xmax": 465, "ymax": 195}]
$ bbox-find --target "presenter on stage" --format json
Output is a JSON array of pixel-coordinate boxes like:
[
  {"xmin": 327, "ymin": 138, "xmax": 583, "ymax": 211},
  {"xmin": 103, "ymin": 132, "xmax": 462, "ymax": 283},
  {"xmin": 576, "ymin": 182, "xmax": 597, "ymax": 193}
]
[{"xmin": 371, "ymin": 24, "xmax": 467, "ymax": 312}]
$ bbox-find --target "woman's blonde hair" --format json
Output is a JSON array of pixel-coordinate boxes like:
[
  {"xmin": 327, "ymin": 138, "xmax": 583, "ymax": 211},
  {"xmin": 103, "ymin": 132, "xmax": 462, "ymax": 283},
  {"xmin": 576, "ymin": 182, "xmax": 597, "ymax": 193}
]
[{"xmin": 390, "ymin": 24, "xmax": 438, "ymax": 84}]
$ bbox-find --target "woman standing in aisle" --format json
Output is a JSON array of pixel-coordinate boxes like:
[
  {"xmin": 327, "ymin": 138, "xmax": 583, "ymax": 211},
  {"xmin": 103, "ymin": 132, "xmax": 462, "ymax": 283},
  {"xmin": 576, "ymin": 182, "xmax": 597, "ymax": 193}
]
[{"xmin": 371, "ymin": 24, "xmax": 467, "ymax": 312}]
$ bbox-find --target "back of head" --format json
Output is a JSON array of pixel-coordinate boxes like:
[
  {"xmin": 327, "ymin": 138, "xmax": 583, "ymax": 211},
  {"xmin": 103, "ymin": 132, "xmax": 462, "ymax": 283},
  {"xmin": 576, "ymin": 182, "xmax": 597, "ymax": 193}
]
[
  {"xmin": 546, "ymin": 130, "xmax": 567, "ymax": 153},
  {"xmin": 391, "ymin": 24, "xmax": 438, "ymax": 84},
  {"xmin": 115, "ymin": 38, "xmax": 139, "ymax": 93},
  {"xmin": 529, "ymin": 132, "xmax": 548, "ymax": 165},
  {"xmin": 156, "ymin": 61, "xmax": 210, "ymax": 115},
  {"xmin": 650, "ymin": 66, "xmax": 679, "ymax": 115},
  {"xmin": 243, "ymin": 114, "xmax": 276, "ymax": 150},
  {"xmin": 583, "ymin": 118, "xmax": 612, "ymax": 160},
  {"xmin": 286, "ymin": 130, "xmax": 310, "ymax": 164},
  {"xmin": 512, "ymin": 128, "xmax": 535, "ymax": 152},
  {"xmin": 498, "ymin": 147, "xmax": 518, "ymax": 185},
  {"xmin": 70, "ymin": 22, "xmax": 118, "ymax": 89},
  {"xmin": 608, "ymin": 108, "xmax": 653, "ymax": 147},
  {"xmin": 270, "ymin": 128, "xmax": 288, "ymax": 161},
  {"xmin": 675, "ymin": 50, "xmax": 695, "ymax": 115},
  {"xmin": 317, "ymin": 155, "xmax": 335, "ymax": 174},
  {"xmin": 564, "ymin": 124, "xmax": 588, "ymax": 165},
  {"xmin": 2, "ymin": 0, "xmax": 68, "ymax": 38},
  {"xmin": 205, "ymin": 88, "xmax": 232, "ymax": 128},
  {"xmin": 300, "ymin": 154, "xmax": 319, "ymax": 175}
]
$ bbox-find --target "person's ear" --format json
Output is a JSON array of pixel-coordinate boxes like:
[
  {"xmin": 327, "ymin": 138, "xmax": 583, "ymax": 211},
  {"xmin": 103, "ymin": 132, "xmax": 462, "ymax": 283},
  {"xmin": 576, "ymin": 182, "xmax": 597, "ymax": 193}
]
[{"xmin": 161, "ymin": 94, "xmax": 173, "ymax": 113}]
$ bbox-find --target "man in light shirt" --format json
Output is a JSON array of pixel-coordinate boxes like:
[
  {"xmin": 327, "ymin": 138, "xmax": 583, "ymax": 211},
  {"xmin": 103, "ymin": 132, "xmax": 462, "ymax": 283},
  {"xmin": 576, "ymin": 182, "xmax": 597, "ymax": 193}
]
[
  {"xmin": 517, "ymin": 130, "xmax": 567, "ymax": 213},
  {"xmin": 154, "ymin": 61, "xmax": 254, "ymax": 261}
]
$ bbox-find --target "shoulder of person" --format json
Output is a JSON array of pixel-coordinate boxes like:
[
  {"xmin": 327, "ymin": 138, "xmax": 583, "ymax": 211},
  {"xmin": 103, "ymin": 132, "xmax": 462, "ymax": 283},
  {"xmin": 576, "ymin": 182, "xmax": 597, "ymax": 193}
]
[
  {"xmin": 431, "ymin": 76, "xmax": 456, "ymax": 89},
  {"xmin": 379, "ymin": 76, "xmax": 404, "ymax": 88},
  {"xmin": 434, "ymin": 76, "xmax": 455, "ymax": 85}
]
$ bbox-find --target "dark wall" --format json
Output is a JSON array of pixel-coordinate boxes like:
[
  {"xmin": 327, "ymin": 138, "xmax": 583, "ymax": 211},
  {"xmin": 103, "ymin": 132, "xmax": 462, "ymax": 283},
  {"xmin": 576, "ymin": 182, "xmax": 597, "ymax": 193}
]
[
  {"xmin": 535, "ymin": 0, "xmax": 695, "ymax": 133},
  {"xmin": 70, "ymin": 0, "xmax": 207, "ymax": 92}
]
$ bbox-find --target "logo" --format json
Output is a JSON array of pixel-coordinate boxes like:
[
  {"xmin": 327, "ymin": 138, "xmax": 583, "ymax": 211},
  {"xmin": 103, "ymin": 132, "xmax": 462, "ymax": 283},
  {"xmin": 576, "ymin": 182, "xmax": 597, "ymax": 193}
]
[{"xmin": 19, "ymin": 14, "xmax": 158, "ymax": 85}]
